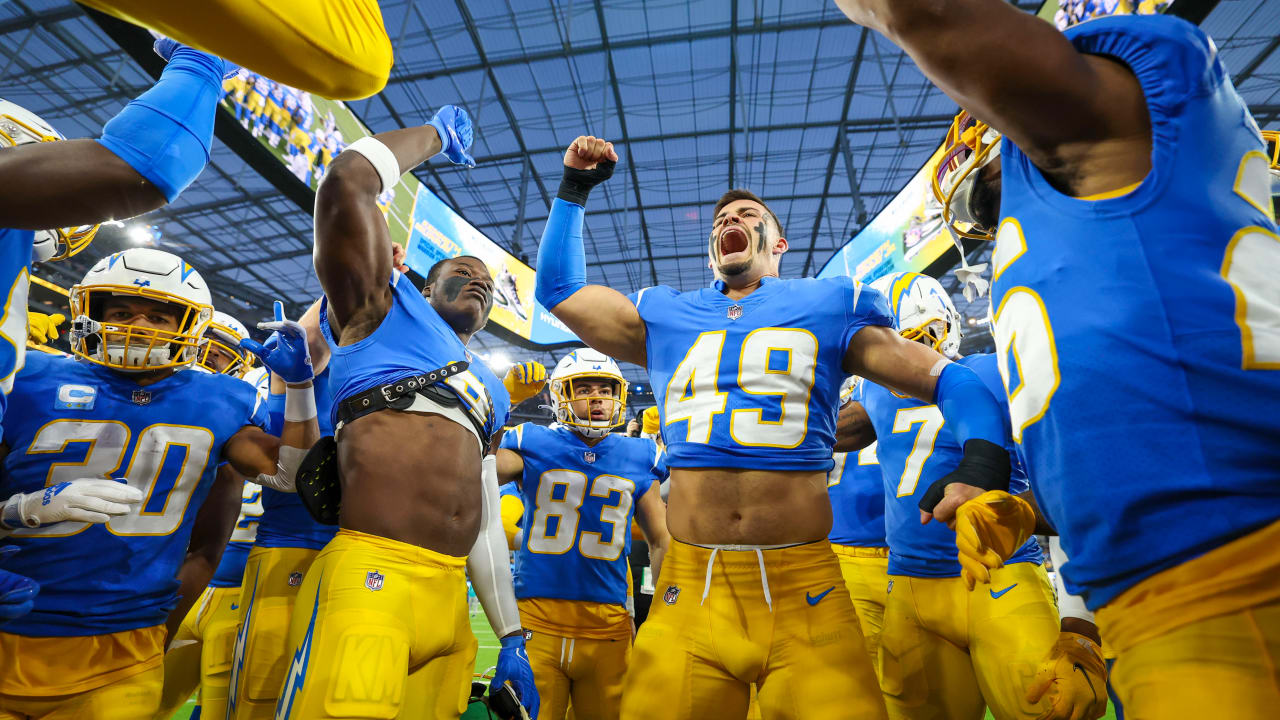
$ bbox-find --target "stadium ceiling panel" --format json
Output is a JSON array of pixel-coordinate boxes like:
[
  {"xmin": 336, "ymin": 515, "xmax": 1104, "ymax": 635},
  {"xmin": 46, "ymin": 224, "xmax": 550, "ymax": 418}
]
[{"xmin": 5, "ymin": 0, "xmax": 1279, "ymax": 399}]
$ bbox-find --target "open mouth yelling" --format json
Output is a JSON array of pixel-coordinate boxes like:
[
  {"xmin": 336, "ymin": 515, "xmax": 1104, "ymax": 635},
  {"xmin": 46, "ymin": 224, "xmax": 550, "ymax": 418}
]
[{"xmin": 718, "ymin": 226, "xmax": 750, "ymax": 259}]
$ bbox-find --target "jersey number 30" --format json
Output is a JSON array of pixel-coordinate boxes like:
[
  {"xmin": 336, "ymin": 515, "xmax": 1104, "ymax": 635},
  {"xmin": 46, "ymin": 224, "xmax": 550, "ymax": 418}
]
[{"xmin": 16, "ymin": 419, "xmax": 214, "ymax": 537}]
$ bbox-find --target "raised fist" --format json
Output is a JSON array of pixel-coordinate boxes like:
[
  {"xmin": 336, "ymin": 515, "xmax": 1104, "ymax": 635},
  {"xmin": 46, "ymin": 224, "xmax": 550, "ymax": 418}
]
[{"xmin": 563, "ymin": 135, "xmax": 618, "ymax": 171}]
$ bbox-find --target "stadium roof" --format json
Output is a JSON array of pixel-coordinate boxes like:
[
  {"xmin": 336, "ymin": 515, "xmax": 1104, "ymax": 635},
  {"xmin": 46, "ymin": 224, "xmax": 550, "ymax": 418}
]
[{"xmin": 7, "ymin": 0, "xmax": 1280, "ymax": 407}]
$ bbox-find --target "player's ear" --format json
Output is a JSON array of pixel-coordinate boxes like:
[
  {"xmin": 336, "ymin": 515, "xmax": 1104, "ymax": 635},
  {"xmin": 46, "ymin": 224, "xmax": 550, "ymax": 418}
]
[{"xmin": 772, "ymin": 236, "xmax": 789, "ymax": 255}]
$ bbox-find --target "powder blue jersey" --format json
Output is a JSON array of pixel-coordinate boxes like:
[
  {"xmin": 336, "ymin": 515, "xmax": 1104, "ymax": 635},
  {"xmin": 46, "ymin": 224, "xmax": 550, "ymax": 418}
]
[
  {"xmin": 502, "ymin": 423, "xmax": 664, "ymax": 606},
  {"xmin": 255, "ymin": 367, "xmax": 338, "ymax": 551},
  {"xmin": 319, "ymin": 270, "xmax": 510, "ymax": 438},
  {"xmin": 827, "ymin": 442, "xmax": 885, "ymax": 548},
  {"xmin": 630, "ymin": 276, "xmax": 893, "ymax": 471},
  {"xmin": 860, "ymin": 354, "xmax": 1040, "ymax": 577},
  {"xmin": 993, "ymin": 15, "xmax": 1280, "ymax": 608},
  {"xmin": 0, "ymin": 352, "xmax": 269, "ymax": 635},
  {"xmin": 0, "ymin": 227, "xmax": 33, "ymax": 444}
]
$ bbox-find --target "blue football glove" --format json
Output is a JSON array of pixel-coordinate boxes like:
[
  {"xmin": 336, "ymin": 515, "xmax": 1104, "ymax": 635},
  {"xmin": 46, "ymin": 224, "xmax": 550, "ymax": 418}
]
[
  {"xmin": 428, "ymin": 105, "xmax": 476, "ymax": 168},
  {"xmin": 150, "ymin": 32, "xmax": 237, "ymax": 79},
  {"xmin": 491, "ymin": 634, "xmax": 538, "ymax": 720},
  {"xmin": 239, "ymin": 301, "xmax": 313, "ymax": 384},
  {"xmin": 0, "ymin": 546, "xmax": 39, "ymax": 621}
]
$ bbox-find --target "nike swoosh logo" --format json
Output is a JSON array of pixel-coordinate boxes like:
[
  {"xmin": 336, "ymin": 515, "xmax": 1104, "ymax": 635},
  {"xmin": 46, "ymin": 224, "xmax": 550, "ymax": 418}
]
[
  {"xmin": 989, "ymin": 583, "xmax": 1017, "ymax": 599},
  {"xmin": 806, "ymin": 587, "xmax": 835, "ymax": 606},
  {"xmin": 230, "ymin": 604, "xmax": 239, "ymax": 610},
  {"xmin": 1072, "ymin": 663, "xmax": 1101, "ymax": 703}
]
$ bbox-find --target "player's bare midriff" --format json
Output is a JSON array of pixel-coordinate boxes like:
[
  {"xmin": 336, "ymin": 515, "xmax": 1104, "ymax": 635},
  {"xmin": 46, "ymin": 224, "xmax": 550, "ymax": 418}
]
[
  {"xmin": 335, "ymin": 409, "xmax": 483, "ymax": 556},
  {"xmin": 666, "ymin": 467, "xmax": 833, "ymax": 546}
]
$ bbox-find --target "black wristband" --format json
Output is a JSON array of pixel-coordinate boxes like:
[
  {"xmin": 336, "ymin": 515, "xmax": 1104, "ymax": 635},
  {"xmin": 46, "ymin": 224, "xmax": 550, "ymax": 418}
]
[
  {"xmin": 557, "ymin": 160, "xmax": 616, "ymax": 205},
  {"xmin": 917, "ymin": 438, "xmax": 1012, "ymax": 513}
]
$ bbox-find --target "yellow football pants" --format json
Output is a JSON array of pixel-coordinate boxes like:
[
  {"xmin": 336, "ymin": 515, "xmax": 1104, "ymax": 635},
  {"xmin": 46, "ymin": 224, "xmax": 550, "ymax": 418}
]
[
  {"xmin": 1106, "ymin": 603, "xmax": 1280, "ymax": 719},
  {"xmin": 154, "ymin": 585, "xmax": 242, "ymax": 720},
  {"xmin": 228, "ymin": 545, "xmax": 320, "ymax": 720},
  {"xmin": 76, "ymin": 0, "xmax": 391, "ymax": 99},
  {"xmin": 275, "ymin": 529, "xmax": 476, "ymax": 720},
  {"xmin": 527, "ymin": 631, "xmax": 631, "ymax": 720},
  {"xmin": 1096, "ymin": 516, "xmax": 1280, "ymax": 719},
  {"xmin": 832, "ymin": 544, "xmax": 890, "ymax": 673},
  {"xmin": 0, "ymin": 626, "xmax": 165, "ymax": 720},
  {"xmin": 621, "ymin": 540, "xmax": 887, "ymax": 720},
  {"xmin": 878, "ymin": 562, "xmax": 1060, "ymax": 720}
]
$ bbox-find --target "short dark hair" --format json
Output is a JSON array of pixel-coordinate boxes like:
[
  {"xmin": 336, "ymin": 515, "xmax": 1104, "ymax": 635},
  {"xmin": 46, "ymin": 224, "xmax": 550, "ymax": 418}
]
[
  {"xmin": 713, "ymin": 189, "xmax": 784, "ymax": 237},
  {"xmin": 424, "ymin": 255, "xmax": 483, "ymax": 287}
]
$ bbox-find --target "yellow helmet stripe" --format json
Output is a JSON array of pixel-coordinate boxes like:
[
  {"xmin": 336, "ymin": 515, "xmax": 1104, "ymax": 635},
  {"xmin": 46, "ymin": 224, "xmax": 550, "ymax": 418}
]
[{"xmin": 888, "ymin": 272, "xmax": 923, "ymax": 317}]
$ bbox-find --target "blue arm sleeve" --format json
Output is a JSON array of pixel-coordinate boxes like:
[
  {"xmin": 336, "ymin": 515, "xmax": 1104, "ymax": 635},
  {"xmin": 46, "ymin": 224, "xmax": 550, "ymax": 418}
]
[
  {"xmin": 933, "ymin": 362, "xmax": 1009, "ymax": 448},
  {"xmin": 97, "ymin": 47, "xmax": 225, "ymax": 202},
  {"xmin": 267, "ymin": 391, "xmax": 286, "ymax": 438},
  {"xmin": 534, "ymin": 198, "xmax": 587, "ymax": 310}
]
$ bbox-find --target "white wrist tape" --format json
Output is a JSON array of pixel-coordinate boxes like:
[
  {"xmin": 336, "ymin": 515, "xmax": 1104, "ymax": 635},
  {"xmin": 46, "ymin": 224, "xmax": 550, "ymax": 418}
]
[
  {"xmin": 1050, "ymin": 536, "xmax": 1094, "ymax": 623},
  {"xmin": 343, "ymin": 136, "xmax": 401, "ymax": 194},
  {"xmin": 467, "ymin": 454, "xmax": 522, "ymax": 638},
  {"xmin": 284, "ymin": 383, "xmax": 318, "ymax": 423}
]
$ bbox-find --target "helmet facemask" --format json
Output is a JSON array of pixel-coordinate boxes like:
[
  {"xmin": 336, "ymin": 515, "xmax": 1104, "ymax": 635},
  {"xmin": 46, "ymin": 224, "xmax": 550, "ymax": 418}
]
[
  {"xmin": 933, "ymin": 111, "xmax": 1003, "ymax": 243},
  {"xmin": 550, "ymin": 373, "xmax": 629, "ymax": 439},
  {"xmin": 1262, "ymin": 130, "xmax": 1280, "ymax": 201},
  {"xmin": 69, "ymin": 285, "xmax": 213, "ymax": 372},
  {"xmin": 195, "ymin": 323, "xmax": 254, "ymax": 377},
  {"xmin": 930, "ymin": 110, "xmax": 1002, "ymax": 299}
]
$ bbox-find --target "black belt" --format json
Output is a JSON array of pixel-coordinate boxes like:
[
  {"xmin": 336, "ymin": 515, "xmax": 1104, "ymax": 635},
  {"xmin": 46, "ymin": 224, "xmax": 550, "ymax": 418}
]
[{"xmin": 336, "ymin": 362, "xmax": 473, "ymax": 429}]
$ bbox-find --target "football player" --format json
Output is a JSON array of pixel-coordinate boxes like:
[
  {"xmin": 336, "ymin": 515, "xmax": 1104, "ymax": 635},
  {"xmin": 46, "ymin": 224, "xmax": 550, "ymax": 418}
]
[
  {"xmin": 0, "ymin": 38, "xmax": 228, "ymax": 443},
  {"xmin": 276, "ymin": 105, "xmax": 539, "ymax": 719},
  {"xmin": 832, "ymin": 2, "xmax": 1280, "ymax": 714},
  {"xmin": 0, "ymin": 248, "xmax": 319, "ymax": 719},
  {"xmin": 535, "ymin": 137, "xmax": 1015, "ymax": 720},
  {"xmin": 75, "ymin": 0, "xmax": 391, "ymax": 99},
  {"xmin": 838, "ymin": 272, "xmax": 1067, "ymax": 719},
  {"xmin": 826, "ymin": 376, "xmax": 887, "ymax": 673},
  {"xmin": 226, "ymin": 299, "xmax": 338, "ymax": 720},
  {"xmin": 495, "ymin": 349, "xmax": 671, "ymax": 720},
  {"xmin": 155, "ymin": 310, "xmax": 267, "ymax": 720}
]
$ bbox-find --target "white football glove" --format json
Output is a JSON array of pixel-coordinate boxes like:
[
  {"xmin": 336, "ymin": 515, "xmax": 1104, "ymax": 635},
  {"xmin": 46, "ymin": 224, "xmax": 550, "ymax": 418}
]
[{"xmin": 1, "ymin": 480, "xmax": 144, "ymax": 529}]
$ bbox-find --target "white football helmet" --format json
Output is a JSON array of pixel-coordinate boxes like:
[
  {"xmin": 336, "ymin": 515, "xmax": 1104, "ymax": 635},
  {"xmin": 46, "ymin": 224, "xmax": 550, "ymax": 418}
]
[
  {"xmin": 870, "ymin": 271, "xmax": 963, "ymax": 358},
  {"xmin": 549, "ymin": 349, "xmax": 629, "ymax": 438},
  {"xmin": 195, "ymin": 310, "xmax": 256, "ymax": 378},
  {"xmin": 243, "ymin": 365, "xmax": 270, "ymax": 402},
  {"xmin": 0, "ymin": 99, "xmax": 100, "ymax": 262},
  {"xmin": 69, "ymin": 248, "xmax": 213, "ymax": 372}
]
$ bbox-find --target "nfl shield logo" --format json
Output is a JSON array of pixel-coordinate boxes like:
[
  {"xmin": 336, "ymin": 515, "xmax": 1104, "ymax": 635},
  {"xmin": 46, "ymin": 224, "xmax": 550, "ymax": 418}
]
[
  {"xmin": 584, "ymin": 451, "xmax": 596, "ymax": 464},
  {"xmin": 727, "ymin": 305, "xmax": 743, "ymax": 320},
  {"xmin": 663, "ymin": 585, "xmax": 681, "ymax": 605},
  {"xmin": 365, "ymin": 570, "xmax": 385, "ymax": 592},
  {"xmin": 288, "ymin": 572, "xmax": 303, "ymax": 587},
  {"xmin": 887, "ymin": 579, "xmax": 894, "ymax": 594},
  {"xmin": 131, "ymin": 389, "xmax": 152, "ymax": 405}
]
